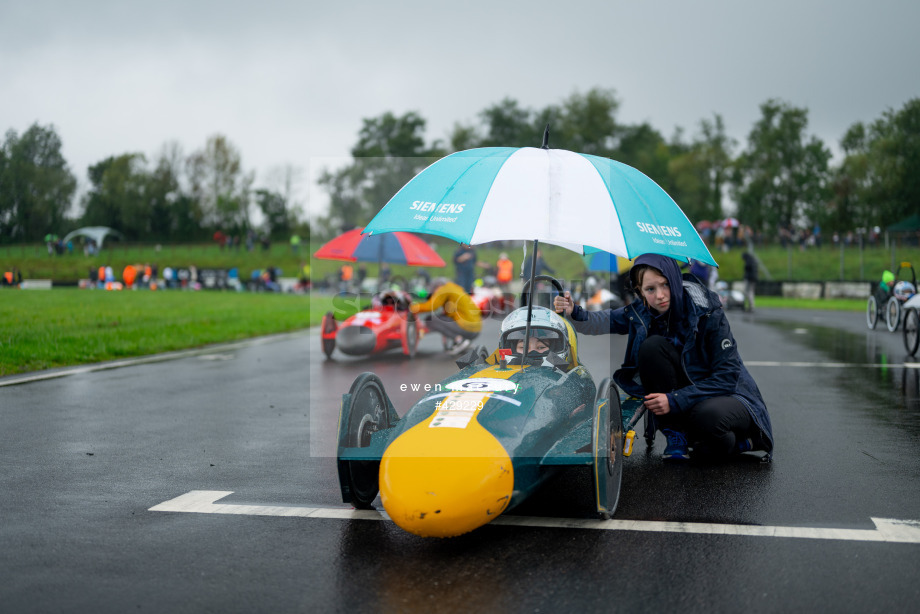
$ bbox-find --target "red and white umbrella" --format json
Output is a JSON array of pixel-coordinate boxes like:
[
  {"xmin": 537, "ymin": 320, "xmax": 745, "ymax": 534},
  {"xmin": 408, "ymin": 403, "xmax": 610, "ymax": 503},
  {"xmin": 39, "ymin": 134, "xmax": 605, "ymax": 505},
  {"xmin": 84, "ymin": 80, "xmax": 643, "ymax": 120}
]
[{"xmin": 313, "ymin": 227, "xmax": 446, "ymax": 267}]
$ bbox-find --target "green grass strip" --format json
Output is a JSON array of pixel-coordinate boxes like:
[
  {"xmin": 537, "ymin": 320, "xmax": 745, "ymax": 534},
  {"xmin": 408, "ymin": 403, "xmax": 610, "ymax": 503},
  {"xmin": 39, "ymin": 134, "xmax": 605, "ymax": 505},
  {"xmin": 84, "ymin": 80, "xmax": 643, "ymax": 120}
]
[{"xmin": 1, "ymin": 289, "xmax": 356, "ymax": 377}]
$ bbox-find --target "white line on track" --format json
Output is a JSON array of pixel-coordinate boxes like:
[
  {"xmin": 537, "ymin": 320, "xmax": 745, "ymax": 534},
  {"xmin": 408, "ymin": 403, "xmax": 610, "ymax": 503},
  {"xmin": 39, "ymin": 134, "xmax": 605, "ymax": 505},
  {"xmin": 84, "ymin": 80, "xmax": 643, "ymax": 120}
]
[
  {"xmin": 150, "ymin": 491, "xmax": 920, "ymax": 544},
  {"xmin": 746, "ymin": 361, "xmax": 920, "ymax": 369},
  {"xmin": 6, "ymin": 355, "xmax": 918, "ymax": 388}
]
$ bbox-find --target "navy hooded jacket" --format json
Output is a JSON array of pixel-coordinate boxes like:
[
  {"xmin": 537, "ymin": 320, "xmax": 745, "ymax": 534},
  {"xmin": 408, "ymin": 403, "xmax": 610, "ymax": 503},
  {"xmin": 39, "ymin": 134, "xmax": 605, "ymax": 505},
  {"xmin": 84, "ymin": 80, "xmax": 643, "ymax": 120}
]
[{"xmin": 567, "ymin": 254, "xmax": 773, "ymax": 452}]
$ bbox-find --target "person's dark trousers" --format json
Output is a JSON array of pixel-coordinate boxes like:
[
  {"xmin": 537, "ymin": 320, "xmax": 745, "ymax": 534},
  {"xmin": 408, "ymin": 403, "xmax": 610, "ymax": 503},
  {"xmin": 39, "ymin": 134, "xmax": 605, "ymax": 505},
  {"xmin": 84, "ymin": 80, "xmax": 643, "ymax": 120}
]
[
  {"xmin": 425, "ymin": 314, "xmax": 478, "ymax": 341},
  {"xmin": 637, "ymin": 335, "xmax": 754, "ymax": 455}
]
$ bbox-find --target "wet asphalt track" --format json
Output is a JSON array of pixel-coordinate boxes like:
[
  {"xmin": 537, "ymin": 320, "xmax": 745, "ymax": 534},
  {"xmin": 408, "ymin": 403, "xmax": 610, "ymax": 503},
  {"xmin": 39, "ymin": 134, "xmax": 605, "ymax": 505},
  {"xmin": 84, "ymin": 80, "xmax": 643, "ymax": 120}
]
[{"xmin": 2, "ymin": 305, "xmax": 920, "ymax": 613}]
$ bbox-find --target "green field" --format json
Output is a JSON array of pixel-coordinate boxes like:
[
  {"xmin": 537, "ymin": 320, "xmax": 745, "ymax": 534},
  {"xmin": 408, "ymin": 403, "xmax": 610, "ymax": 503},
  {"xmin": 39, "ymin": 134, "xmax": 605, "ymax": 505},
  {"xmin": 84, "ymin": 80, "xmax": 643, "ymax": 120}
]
[
  {"xmin": 0, "ymin": 290, "xmax": 356, "ymax": 377},
  {"xmin": 3, "ymin": 240, "xmax": 919, "ymax": 286}
]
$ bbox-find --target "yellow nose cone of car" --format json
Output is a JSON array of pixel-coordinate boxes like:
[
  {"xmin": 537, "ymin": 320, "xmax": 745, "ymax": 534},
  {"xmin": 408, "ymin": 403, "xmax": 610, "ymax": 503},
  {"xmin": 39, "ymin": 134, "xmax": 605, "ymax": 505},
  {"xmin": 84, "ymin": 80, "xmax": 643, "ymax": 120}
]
[{"xmin": 379, "ymin": 393, "xmax": 514, "ymax": 538}]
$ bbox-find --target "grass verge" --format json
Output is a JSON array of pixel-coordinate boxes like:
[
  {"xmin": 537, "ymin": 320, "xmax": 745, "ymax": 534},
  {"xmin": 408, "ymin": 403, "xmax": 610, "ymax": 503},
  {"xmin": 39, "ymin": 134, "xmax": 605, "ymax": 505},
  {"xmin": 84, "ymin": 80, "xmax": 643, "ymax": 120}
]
[{"xmin": 0, "ymin": 289, "xmax": 355, "ymax": 377}]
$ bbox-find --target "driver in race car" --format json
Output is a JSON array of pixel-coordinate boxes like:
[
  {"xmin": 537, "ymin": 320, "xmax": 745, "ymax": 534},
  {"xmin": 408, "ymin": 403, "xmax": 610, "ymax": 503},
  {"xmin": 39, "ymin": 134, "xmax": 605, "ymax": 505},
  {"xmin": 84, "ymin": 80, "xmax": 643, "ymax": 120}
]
[
  {"xmin": 372, "ymin": 289, "xmax": 411, "ymax": 311},
  {"xmin": 498, "ymin": 306, "xmax": 575, "ymax": 368},
  {"xmin": 516, "ymin": 337, "xmax": 550, "ymax": 354},
  {"xmin": 410, "ymin": 278, "xmax": 481, "ymax": 354}
]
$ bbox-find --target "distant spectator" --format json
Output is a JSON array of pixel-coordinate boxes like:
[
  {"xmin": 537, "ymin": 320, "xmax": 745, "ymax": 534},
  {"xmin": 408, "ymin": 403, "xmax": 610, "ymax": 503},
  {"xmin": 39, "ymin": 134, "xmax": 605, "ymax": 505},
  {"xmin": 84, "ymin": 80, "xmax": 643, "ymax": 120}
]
[
  {"xmin": 453, "ymin": 244, "xmax": 477, "ymax": 293},
  {"xmin": 299, "ymin": 260, "xmax": 311, "ymax": 290},
  {"xmin": 3, "ymin": 268, "xmax": 22, "ymax": 288},
  {"xmin": 290, "ymin": 234, "xmax": 301, "ymax": 255},
  {"xmin": 339, "ymin": 264, "xmax": 353, "ymax": 294},
  {"xmin": 142, "ymin": 264, "xmax": 153, "ymax": 288},
  {"xmin": 123, "ymin": 265, "xmax": 137, "ymax": 289},
  {"xmin": 262, "ymin": 267, "xmax": 280, "ymax": 292},
  {"xmin": 688, "ymin": 260, "xmax": 712, "ymax": 287},
  {"xmin": 496, "ymin": 252, "xmax": 513, "ymax": 290},
  {"xmin": 162, "ymin": 266, "xmax": 175, "ymax": 289},
  {"xmin": 742, "ymin": 251, "xmax": 758, "ymax": 312},
  {"xmin": 522, "ymin": 249, "xmax": 555, "ymax": 280},
  {"xmin": 227, "ymin": 267, "xmax": 242, "ymax": 291}
]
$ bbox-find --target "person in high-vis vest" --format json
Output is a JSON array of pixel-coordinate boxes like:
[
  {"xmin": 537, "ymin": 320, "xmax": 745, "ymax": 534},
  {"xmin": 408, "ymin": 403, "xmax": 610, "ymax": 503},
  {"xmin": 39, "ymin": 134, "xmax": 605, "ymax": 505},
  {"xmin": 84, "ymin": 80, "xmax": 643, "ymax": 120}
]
[
  {"xmin": 496, "ymin": 252, "xmax": 513, "ymax": 290},
  {"xmin": 410, "ymin": 279, "xmax": 481, "ymax": 355}
]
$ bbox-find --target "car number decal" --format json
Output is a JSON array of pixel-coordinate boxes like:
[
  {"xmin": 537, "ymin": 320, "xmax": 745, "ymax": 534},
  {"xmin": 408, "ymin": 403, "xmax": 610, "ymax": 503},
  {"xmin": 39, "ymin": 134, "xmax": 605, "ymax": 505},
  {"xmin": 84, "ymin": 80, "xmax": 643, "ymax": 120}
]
[
  {"xmin": 429, "ymin": 392, "xmax": 491, "ymax": 429},
  {"xmin": 446, "ymin": 378, "xmax": 517, "ymax": 392}
]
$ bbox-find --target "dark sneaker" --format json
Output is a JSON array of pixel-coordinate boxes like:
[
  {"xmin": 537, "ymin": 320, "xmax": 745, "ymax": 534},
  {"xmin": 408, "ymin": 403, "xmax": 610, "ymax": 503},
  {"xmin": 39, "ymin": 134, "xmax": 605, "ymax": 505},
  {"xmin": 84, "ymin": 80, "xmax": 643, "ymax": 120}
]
[{"xmin": 661, "ymin": 429, "xmax": 690, "ymax": 461}]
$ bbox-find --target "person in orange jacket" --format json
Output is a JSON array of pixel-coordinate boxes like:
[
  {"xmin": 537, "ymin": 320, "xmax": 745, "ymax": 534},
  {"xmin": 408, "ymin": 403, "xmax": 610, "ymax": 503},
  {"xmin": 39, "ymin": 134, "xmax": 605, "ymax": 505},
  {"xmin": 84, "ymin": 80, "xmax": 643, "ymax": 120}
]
[
  {"xmin": 496, "ymin": 252, "xmax": 513, "ymax": 290},
  {"xmin": 411, "ymin": 279, "xmax": 482, "ymax": 354}
]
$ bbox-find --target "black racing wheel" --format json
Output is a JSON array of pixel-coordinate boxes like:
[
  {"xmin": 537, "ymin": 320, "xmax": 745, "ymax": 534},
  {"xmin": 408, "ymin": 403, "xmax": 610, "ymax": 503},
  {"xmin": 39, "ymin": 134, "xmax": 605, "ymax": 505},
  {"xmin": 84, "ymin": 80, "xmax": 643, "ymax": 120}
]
[
  {"xmin": 520, "ymin": 275, "xmax": 564, "ymax": 308},
  {"xmin": 592, "ymin": 377, "xmax": 624, "ymax": 520},
  {"xmin": 337, "ymin": 373, "xmax": 392, "ymax": 509},
  {"xmin": 321, "ymin": 311, "xmax": 337, "ymax": 359},
  {"xmin": 867, "ymin": 295, "xmax": 879, "ymax": 330},
  {"xmin": 904, "ymin": 308, "xmax": 920, "ymax": 357}
]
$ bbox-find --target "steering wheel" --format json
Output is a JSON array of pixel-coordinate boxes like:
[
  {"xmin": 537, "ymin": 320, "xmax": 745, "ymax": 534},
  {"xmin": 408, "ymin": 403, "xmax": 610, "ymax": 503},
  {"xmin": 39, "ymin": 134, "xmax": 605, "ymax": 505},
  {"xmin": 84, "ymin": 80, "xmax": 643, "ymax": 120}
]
[{"xmin": 520, "ymin": 275, "xmax": 565, "ymax": 308}]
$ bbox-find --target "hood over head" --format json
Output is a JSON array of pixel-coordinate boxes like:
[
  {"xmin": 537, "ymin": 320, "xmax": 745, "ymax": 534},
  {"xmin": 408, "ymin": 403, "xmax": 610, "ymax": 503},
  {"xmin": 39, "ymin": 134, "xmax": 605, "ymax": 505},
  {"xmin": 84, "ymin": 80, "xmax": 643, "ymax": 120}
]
[{"xmin": 630, "ymin": 254, "xmax": 685, "ymax": 318}]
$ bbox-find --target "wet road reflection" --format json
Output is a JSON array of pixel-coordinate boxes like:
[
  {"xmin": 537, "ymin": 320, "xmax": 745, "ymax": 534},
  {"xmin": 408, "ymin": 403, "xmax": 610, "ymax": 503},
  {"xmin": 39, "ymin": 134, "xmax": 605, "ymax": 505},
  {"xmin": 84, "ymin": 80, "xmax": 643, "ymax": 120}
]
[{"xmin": 759, "ymin": 319, "xmax": 920, "ymax": 443}]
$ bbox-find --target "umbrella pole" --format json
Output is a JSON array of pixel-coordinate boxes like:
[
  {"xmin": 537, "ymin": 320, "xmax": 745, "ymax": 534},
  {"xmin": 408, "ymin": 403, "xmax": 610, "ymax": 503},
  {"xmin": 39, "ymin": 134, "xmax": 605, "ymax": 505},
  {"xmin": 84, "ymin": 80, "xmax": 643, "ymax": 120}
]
[{"xmin": 521, "ymin": 239, "xmax": 540, "ymax": 371}]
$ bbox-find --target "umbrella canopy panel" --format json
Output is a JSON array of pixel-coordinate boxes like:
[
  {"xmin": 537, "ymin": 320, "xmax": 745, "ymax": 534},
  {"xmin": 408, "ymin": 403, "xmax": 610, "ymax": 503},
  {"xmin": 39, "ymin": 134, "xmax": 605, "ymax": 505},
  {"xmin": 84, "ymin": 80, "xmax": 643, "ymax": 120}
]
[{"xmin": 313, "ymin": 227, "xmax": 445, "ymax": 267}]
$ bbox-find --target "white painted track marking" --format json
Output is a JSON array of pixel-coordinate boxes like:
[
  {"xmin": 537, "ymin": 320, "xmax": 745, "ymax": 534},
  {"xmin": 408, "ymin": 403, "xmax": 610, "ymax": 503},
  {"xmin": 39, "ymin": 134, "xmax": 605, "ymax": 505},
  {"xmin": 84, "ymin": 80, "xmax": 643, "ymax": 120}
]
[
  {"xmin": 150, "ymin": 491, "xmax": 920, "ymax": 544},
  {"xmin": 6, "ymin": 354, "xmax": 917, "ymax": 388}
]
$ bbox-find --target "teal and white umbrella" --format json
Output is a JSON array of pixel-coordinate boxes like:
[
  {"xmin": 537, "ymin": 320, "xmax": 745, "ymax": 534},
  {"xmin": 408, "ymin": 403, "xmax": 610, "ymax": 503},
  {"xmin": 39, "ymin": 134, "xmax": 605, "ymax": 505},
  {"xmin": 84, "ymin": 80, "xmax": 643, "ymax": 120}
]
[{"xmin": 364, "ymin": 144, "xmax": 717, "ymax": 266}]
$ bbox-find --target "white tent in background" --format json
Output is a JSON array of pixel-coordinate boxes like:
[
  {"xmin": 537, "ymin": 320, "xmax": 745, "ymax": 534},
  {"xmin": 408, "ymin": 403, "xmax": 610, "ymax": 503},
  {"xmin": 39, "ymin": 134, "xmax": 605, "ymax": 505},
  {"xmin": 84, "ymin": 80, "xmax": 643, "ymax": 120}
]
[{"xmin": 62, "ymin": 226, "xmax": 124, "ymax": 249}]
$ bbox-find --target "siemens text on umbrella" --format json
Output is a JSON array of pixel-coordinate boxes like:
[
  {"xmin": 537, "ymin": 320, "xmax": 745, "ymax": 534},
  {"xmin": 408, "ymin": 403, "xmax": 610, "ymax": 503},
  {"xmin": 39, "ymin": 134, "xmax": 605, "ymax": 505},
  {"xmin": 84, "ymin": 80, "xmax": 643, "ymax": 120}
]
[
  {"xmin": 410, "ymin": 201, "xmax": 466, "ymax": 214},
  {"xmin": 636, "ymin": 222, "xmax": 682, "ymax": 237}
]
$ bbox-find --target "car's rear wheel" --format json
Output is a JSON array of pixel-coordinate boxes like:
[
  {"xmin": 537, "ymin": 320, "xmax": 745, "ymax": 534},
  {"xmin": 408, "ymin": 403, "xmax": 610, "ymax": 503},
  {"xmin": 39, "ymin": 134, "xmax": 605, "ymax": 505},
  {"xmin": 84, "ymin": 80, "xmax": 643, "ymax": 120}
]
[
  {"xmin": 321, "ymin": 311, "xmax": 337, "ymax": 358},
  {"xmin": 904, "ymin": 308, "xmax": 920, "ymax": 357},
  {"xmin": 867, "ymin": 295, "xmax": 879, "ymax": 329}
]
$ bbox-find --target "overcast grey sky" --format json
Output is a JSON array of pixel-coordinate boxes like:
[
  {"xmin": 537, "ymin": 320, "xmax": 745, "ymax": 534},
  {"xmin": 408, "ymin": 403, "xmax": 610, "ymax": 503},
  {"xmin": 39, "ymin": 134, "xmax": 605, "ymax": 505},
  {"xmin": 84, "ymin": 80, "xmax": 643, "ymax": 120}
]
[{"xmin": 2, "ymin": 0, "xmax": 918, "ymax": 220}]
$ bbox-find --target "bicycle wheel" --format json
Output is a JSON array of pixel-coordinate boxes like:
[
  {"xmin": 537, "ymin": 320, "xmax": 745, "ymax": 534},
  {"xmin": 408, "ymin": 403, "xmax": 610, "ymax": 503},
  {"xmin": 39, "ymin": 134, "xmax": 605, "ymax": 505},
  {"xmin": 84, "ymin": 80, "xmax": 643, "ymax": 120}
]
[
  {"xmin": 886, "ymin": 296, "xmax": 901, "ymax": 333},
  {"xmin": 904, "ymin": 308, "xmax": 920, "ymax": 357},
  {"xmin": 867, "ymin": 295, "xmax": 878, "ymax": 329}
]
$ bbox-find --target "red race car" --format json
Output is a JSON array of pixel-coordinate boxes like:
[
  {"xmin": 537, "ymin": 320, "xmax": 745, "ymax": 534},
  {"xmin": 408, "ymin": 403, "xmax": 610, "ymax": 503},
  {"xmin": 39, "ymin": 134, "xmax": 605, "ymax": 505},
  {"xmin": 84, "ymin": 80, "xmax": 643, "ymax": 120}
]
[
  {"xmin": 321, "ymin": 291, "xmax": 426, "ymax": 359},
  {"xmin": 470, "ymin": 283, "xmax": 516, "ymax": 319}
]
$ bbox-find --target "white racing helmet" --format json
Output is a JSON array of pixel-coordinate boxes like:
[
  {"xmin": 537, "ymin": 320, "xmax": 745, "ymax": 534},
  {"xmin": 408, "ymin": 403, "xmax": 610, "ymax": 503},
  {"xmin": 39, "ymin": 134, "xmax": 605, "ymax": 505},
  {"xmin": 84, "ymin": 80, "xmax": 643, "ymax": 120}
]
[
  {"xmin": 499, "ymin": 306, "xmax": 571, "ymax": 363},
  {"xmin": 894, "ymin": 280, "xmax": 916, "ymax": 301}
]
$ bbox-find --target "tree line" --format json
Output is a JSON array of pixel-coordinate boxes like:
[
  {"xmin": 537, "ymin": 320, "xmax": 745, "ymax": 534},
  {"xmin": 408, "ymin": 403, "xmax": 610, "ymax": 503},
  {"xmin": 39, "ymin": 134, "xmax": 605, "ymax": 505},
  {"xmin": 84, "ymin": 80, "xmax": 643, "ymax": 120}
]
[
  {"xmin": 0, "ymin": 131, "xmax": 307, "ymax": 244},
  {"xmin": 318, "ymin": 89, "xmax": 920, "ymax": 242},
  {"xmin": 2, "ymin": 87, "xmax": 918, "ymax": 245}
]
